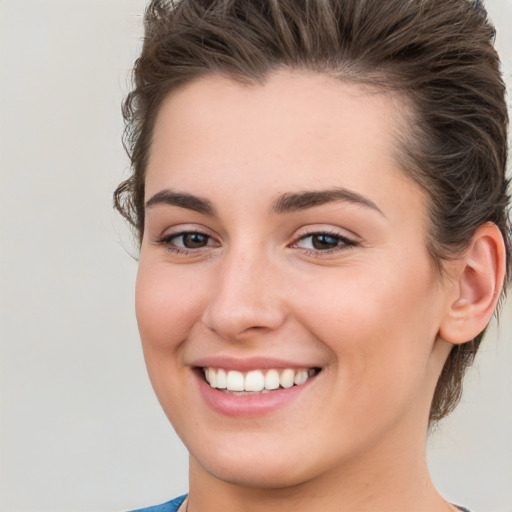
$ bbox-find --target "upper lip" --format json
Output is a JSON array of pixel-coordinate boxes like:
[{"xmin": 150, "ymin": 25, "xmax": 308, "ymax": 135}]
[{"xmin": 190, "ymin": 356, "xmax": 321, "ymax": 372}]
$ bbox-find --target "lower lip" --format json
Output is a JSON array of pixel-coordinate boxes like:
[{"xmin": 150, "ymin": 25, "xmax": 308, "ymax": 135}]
[{"xmin": 195, "ymin": 370, "xmax": 316, "ymax": 417}]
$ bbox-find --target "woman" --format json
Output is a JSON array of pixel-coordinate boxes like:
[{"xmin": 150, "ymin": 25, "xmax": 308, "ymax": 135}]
[{"xmin": 114, "ymin": 0, "xmax": 510, "ymax": 510}]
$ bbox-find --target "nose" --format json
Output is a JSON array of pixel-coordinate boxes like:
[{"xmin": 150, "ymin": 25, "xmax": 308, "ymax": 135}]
[{"xmin": 201, "ymin": 245, "xmax": 287, "ymax": 341}]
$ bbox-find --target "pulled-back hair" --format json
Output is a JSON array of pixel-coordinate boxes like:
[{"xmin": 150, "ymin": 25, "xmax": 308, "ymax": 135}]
[{"xmin": 114, "ymin": 0, "xmax": 511, "ymax": 423}]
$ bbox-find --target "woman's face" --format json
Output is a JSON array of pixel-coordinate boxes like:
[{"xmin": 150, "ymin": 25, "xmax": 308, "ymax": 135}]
[{"xmin": 136, "ymin": 70, "xmax": 454, "ymax": 488}]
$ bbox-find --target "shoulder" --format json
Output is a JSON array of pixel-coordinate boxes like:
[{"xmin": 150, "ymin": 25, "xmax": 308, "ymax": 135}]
[{"xmin": 127, "ymin": 494, "xmax": 187, "ymax": 512}]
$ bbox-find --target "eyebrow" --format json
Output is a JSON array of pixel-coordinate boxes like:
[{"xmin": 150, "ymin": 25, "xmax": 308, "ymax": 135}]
[
  {"xmin": 271, "ymin": 188, "xmax": 384, "ymax": 216},
  {"xmin": 145, "ymin": 190, "xmax": 216, "ymax": 216},
  {"xmin": 145, "ymin": 186, "xmax": 383, "ymax": 217}
]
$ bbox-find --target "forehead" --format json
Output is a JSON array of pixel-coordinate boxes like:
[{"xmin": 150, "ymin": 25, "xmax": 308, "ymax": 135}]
[
  {"xmin": 150, "ymin": 70, "xmax": 408, "ymax": 157},
  {"xmin": 146, "ymin": 70, "xmax": 423, "ymax": 220}
]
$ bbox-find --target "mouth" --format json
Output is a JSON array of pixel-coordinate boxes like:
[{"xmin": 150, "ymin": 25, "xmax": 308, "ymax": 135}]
[{"xmin": 201, "ymin": 367, "xmax": 321, "ymax": 395}]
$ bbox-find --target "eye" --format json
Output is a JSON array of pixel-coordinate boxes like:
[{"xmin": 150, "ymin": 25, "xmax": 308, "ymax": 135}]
[
  {"xmin": 292, "ymin": 231, "xmax": 356, "ymax": 253},
  {"xmin": 175, "ymin": 232, "xmax": 211, "ymax": 249},
  {"xmin": 155, "ymin": 230, "xmax": 218, "ymax": 253}
]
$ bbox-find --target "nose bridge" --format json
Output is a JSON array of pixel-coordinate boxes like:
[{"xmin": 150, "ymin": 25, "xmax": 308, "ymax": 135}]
[{"xmin": 202, "ymin": 240, "xmax": 286, "ymax": 340}]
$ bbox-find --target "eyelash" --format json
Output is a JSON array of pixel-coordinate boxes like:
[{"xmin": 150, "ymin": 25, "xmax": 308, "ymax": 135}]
[
  {"xmin": 290, "ymin": 231, "xmax": 357, "ymax": 256},
  {"xmin": 154, "ymin": 230, "xmax": 357, "ymax": 256},
  {"xmin": 154, "ymin": 231, "xmax": 218, "ymax": 255}
]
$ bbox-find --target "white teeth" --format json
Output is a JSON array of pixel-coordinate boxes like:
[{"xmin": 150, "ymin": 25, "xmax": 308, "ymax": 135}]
[
  {"xmin": 208, "ymin": 368, "xmax": 217, "ymax": 388},
  {"xmin": 203, "ymin": 367, "xmax": 317, "ymax": 392},
  {"xmin": 245, "ymin": 370, "xmax": 265, "ymax": 392},
  {"xmin": 294, "ymin": 369, "xmax": 308, "ymax": 385},
  {"xmin": 226, "ymin": 370, "xmax": 245, "ymax": 391},
  {"xmin": 264, "ymin": 369, "xmax": 280, "ymax": 390},
  {"xmin": 279, "ymin": 368, "xmax": 295, "ymax": 389},
  {"xmin": 216, "ymin": 368, "xmax": 227, "ymax": 389}
]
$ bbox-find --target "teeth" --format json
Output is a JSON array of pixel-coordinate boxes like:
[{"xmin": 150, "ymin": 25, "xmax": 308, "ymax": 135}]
[
  {"xmin": 279, "ymin": 368, "xmax": 295, "ymax": 388},
  {"xmin": 264, "ymin": 369, "xmax": 280, "ymax": 390},
  {"xmin": 208, "ymin": 368, "xmax": 217, "ymax": 388},
  {"xmin": 226, "ymin": 370, "xmax": 245, "ymax": 391},
  {"xmin": 202, "ymin": 367, "xmax": 317, "ymax": 393},
  {"xmin": 294, "ymin": 369, "xmax": 308, "ymax": 385},
  {"xmin": 245, "ymin": 370, "xmax": 265, "ymax": 392},
  {"xmin": 216, "ymin": 368, "xmax": 227, "ymax": 389}
]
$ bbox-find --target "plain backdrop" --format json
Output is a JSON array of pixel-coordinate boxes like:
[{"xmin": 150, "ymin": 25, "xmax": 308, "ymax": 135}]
[{"xmin": 0, "ymin": 1, "xmax": 511, "ymax": 511}]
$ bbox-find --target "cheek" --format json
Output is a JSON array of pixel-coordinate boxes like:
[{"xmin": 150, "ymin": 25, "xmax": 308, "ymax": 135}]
[
  {"xmin": 134, "ymin": 261, "xmax": 210, "ymax": 426},
  {"xmin": 135, "ymin": 261, "xmax": 209, "ymax": 352},
  {"xmin": 292, "ymin": 262, "xmax": 442, "ymax": 390}
]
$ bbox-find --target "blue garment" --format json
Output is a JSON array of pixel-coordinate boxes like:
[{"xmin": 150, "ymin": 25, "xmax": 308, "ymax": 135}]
[
  {"xmin": 128, "ymin": 495, "xmax": 472, "ymax": 512},
  {"xmin": 127, "ymin": 494, "xmax": 187, "ymax": 512}
]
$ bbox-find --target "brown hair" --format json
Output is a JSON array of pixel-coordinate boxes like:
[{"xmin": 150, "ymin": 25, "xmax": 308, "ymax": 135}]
[{"xmin": 114, "ymin": 0, "xmax": 511, "ymax": 423}]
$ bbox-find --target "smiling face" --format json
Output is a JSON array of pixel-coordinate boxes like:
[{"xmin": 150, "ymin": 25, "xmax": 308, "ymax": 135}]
[{"xmin": 136, "ymin": 70, "xmax": 454, "ymax": 490}]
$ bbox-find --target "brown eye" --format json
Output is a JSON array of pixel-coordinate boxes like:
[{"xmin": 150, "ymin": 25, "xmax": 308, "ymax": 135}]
[
  {"xmin": 310, "ymin": 234, "xmax": 341, "ymax": 250},
  {"xmin": 181, "ymin": 232, "xmax": 210, "ymax": 248},
  {"xmin": 293, "ymin": 231, "xmax": 357, "ymax": 254},
  {"xmin": 155, "ymin": 230, "xmax": 217, "ymax": 253}
]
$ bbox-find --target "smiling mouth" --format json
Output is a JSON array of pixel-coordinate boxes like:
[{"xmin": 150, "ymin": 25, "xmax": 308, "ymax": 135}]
[{"xmin": 201, "ymin": 367, "xmax": 320, "ymax": 395}]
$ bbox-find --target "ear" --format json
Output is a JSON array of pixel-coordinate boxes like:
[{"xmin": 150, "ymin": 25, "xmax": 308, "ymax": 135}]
[{"xmin": 439, "ymin": 223, "xmax": 507, "ymax": 345}]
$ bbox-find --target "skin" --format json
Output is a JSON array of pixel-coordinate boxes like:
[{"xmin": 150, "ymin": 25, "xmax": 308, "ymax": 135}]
[{"xmin": 136, "ymin": 70, "xmax": 474, "ymax": 512}]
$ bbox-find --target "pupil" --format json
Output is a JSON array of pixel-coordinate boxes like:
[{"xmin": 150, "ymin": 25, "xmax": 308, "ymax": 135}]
[
  {"xmin": 312, "ymin": 234, "xmax": 338, "ymax": 250},
  {"xmin": 183, "ymin": 233, "xmax": 208, "ymax": 248}
]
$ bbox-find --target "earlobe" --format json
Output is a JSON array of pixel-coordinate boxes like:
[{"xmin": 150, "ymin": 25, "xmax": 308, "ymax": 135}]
[{"xmin": 439, "ymin": 223, "xmax": 506, "ymax": 345}]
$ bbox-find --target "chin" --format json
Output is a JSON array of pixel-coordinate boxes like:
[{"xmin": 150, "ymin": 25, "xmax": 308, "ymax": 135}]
[
  {"xmin": 201, "ymin": 459, "xmax": 309, "ymax": 489},
  {"xmin": 189, "ymin": 440, "xmax": 319, "ymax": 489}
]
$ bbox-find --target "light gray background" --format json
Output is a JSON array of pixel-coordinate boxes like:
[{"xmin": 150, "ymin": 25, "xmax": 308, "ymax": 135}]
[{"xmin": 0, "ymin": 1, "xmax": 510, "ymax": 511}]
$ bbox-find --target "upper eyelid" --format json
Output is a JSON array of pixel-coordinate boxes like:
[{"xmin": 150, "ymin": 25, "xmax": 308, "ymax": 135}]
[
  {"xmin": 296, "ymin": 229, "xmax": 353, "ymax": 239},
  {"xmin": 292, "ymin": 225, "xmax": 359, "ymax": 241},
  {"xmin": 292, "ymin": 232, "xmax": 356, "ymax": 247},
  {"xmin": 155, "ymin": 230, "xmax": 216, "ymax": 244},
  {"xmin": 154, "ymin": 224, "xmax": 216, "ymax": 239}
]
